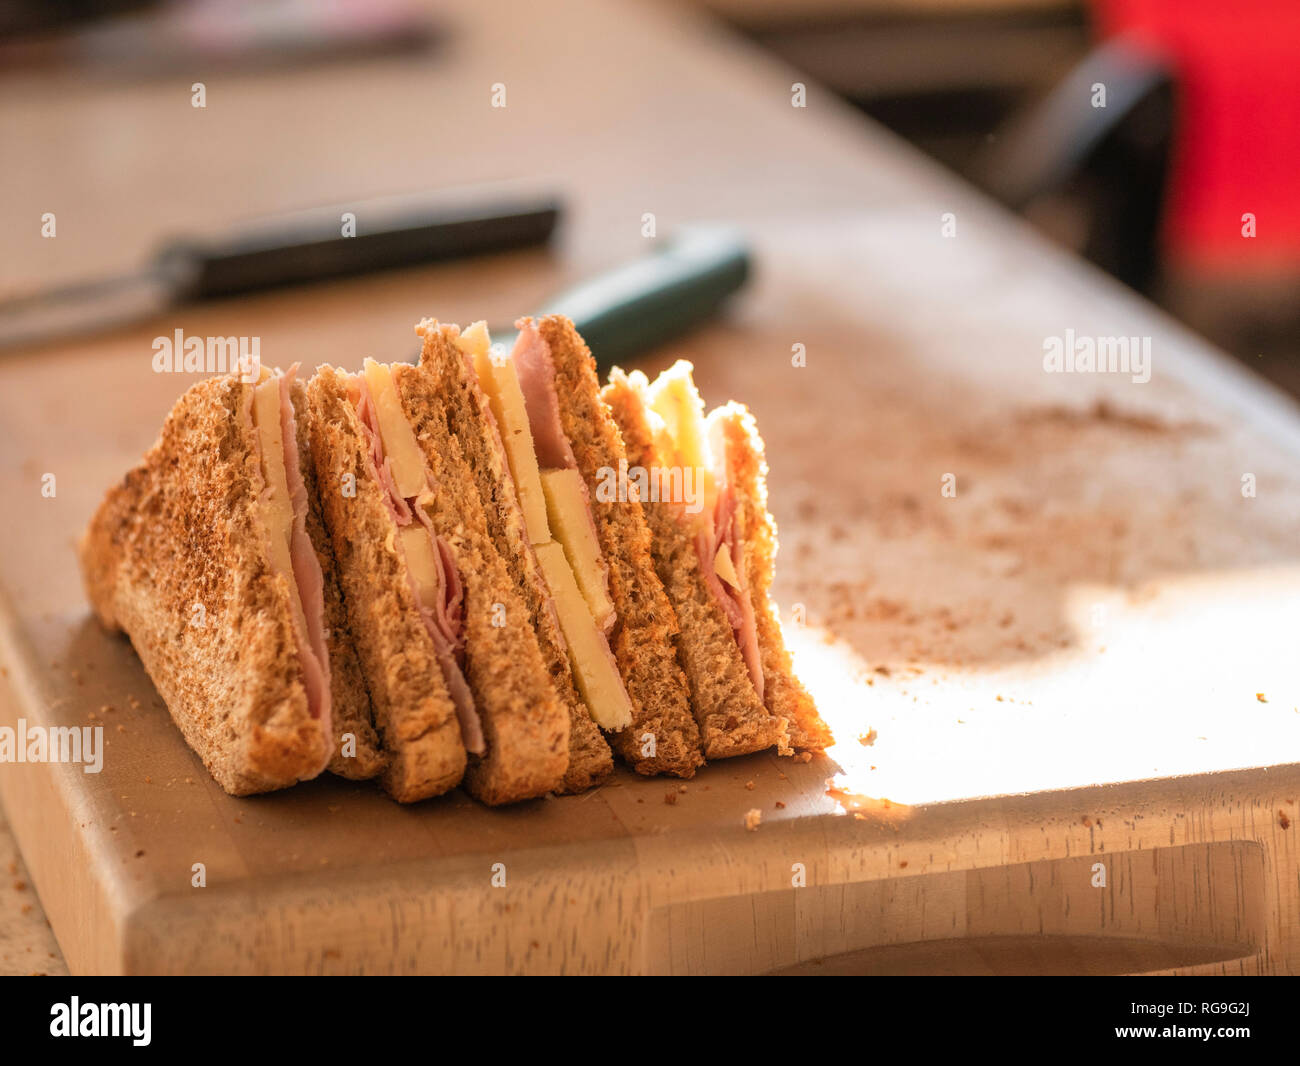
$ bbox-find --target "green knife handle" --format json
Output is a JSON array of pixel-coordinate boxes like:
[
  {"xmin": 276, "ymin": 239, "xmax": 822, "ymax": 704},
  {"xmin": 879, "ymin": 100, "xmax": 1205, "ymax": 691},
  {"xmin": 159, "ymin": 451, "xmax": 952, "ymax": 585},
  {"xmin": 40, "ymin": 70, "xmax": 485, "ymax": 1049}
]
[{"xmin": 542, "ymin": 225, "xmax": 751, "ymax": 370}]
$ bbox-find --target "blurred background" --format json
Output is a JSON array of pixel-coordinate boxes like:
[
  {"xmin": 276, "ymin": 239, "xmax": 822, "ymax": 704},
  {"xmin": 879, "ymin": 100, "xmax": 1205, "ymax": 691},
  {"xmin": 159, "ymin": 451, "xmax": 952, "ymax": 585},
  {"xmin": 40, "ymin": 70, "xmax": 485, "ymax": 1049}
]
[
  {"xmin": 701, "ymin": 0, "xmax": 1300, "ymax": 394},
  {"xmin": 3, "ymin": 0, "xmax": 1297, "ymax": 391}
]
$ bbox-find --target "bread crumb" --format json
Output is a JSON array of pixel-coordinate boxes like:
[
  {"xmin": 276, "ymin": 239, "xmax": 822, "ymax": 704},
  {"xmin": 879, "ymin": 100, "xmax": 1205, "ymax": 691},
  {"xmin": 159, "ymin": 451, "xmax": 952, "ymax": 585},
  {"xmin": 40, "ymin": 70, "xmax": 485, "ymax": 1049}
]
[
  {"xmin": 1082, "ymin": 816, "xmax": 1092, "ymax": 827},
  {"xmin": 663, "ymin": 791, "xmax": 677, "ymax": 806},
  {"xmin": 678, "ymin": 785, "xmax": 687, "ymax": 793},
  {"xmin": 1280, "ymin": 810, "xmax": 1291, "ymax": 830},
  {"xmin": 794, "ymin": 752, "xmax": 812, "ymax": 763},
  {"xmin": 743, "ymin": 808, "xmax": 762, "ymax": 831},
  {"xmin": 899, "ymin": 860, "xmax": 908, "ymax": 868},
  {"xmin": 745, "ymin": 780, "xmax": 755, "ymax": 791},
  {"xmin": 1256, "ymin": 693, "xmax": 1268, "ymax": 703},
  {"xmin": 775, "ymin": 801, "xmax": 786, "ymax": 809},
  {"xmin": 857, "ymin": 728, "xmax": 877, "ymax": 746},
  {"xmin": 13, "ymin": 880, "xmax": 27, "ymax": 892}
]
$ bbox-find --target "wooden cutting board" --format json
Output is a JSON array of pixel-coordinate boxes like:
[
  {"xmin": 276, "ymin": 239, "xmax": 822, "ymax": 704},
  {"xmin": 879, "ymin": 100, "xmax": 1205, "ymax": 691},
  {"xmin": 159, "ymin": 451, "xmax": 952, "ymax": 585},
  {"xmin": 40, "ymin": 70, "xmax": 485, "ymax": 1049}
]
[
  {"xmin": 3, "ymin": 216, "xmax": 1299, "ymax": 974},
  {"xmin": 1, "ymin": 0, "xmax": 1298, "ymax": 974}
]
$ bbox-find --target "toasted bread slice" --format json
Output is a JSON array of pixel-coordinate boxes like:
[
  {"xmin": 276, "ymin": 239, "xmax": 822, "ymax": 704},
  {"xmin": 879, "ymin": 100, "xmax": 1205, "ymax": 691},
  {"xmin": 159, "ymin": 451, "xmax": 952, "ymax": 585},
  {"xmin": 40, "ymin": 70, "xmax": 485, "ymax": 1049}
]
[
  {"xmin": 392, "ymin": 355, "xmax": 569, "ymax": 804},
  {"xmin": 708, "ymin": 403, "xmax": 832, "ymax": 751},
  {"xmin": 79, "ymin": 374, "xmax": 332, "ymax": 795},
  {"xmin": 416, "ymin": 320, "xmax": 613, "ymax": 793},
  {"xmin": 289, "ymin": 376, "xmax": 385, "ymax": 781},
  {"xmin": 535, "ymin": 315, "xmax": 703, "ymax": 777},
  {"xmin": 603, "ymin": 368, "xmax": 785, "ymax": 758},
  {"xmin": 304, "ymin": 366, "xmax": 467, "ymax": 801}
]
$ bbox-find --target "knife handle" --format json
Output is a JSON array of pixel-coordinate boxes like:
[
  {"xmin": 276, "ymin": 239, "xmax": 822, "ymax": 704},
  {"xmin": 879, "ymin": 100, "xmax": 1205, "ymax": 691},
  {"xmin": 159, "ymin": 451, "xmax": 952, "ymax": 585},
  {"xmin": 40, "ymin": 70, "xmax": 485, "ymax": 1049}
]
[
  {"xmin": 542, "ymin": 225, "xmax": 751, "ymax": 369},
  {"xmin": 153, "ymin": 192, "xmax": 562, "ymax": 301}
]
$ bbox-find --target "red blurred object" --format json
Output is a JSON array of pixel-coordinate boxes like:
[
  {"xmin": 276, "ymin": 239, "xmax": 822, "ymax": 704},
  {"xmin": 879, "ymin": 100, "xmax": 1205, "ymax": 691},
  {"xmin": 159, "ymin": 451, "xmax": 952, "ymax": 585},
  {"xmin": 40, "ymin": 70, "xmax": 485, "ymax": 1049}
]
[{"xmin": 1095, "ymin": 0, "xmax": 1300, "ymax": 272}]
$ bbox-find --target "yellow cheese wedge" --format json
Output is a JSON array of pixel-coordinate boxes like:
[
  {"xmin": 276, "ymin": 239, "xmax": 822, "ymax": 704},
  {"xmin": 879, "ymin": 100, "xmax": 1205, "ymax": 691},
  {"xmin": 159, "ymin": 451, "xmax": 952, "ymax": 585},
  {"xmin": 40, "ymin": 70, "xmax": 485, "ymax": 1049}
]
[
  {"xmin": 464, "ymin": 327, "xmax": 551, "ymax": 545},
  {"xmin": 540, "ymin": 468, "xmax": 614, "ymax": 629},
  {"xmin": 398, "ymin": 524, "xmax": 443, "ymax": 609},
  {"xmin": 646, "ymin": 360, "xmax": 715, "ymax": 512},
  {"xmin": 534, "ymin": 542, "xmax": 632, "ymax": 730},
  {"xmin": 363, "ymin": 358, "xmax": 427, "ymax": 500},
  {"xmin": 251, "ymin": 375, "xmax": 309, "ymax": 630},
  {"xmin": 714, "ymin": 543, "xmax": 742, "ymax": 590}
]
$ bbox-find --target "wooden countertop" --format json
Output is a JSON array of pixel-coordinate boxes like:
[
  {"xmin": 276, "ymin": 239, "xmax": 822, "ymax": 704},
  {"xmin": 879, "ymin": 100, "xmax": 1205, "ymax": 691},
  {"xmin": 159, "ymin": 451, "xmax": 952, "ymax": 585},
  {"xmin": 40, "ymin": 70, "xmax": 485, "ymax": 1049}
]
[{"xmin": 1, "ymin": 0, "xmax": 1297, "ymax": 974}]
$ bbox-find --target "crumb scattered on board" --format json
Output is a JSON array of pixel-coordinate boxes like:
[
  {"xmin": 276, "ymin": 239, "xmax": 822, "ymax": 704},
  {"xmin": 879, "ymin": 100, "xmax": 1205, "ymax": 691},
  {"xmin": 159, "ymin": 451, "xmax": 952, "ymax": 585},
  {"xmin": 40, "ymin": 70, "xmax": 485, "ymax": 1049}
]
[{"xmin": 744, "ymin": 809, "xmax": 762, "ymax": 831}]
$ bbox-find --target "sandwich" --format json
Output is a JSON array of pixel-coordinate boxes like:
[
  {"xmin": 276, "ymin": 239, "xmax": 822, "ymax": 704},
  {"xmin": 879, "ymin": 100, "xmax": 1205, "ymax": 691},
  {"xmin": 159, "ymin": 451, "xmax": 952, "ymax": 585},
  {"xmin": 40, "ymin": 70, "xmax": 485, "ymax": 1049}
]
[
  {"xmin": 304, "ymin": 354, "xmax": 569, "ymax": 804},
  {"xmin": 602, "ymin": 361, "xmax": 833, "ymax": 756},
  {"xmin": 459, "ymin": 315, "xmax": 704, "ymax": 778},
  {"xmin": 79, "ymin": 315, "xmax": 825, "ymax": 804},
  {"xmin": 412, "ymin": 320, "xmax": 614, "ymax": 793},
  {"xmin": 79, "ymin": 365, "xmax": 383, "ymax": 795}
]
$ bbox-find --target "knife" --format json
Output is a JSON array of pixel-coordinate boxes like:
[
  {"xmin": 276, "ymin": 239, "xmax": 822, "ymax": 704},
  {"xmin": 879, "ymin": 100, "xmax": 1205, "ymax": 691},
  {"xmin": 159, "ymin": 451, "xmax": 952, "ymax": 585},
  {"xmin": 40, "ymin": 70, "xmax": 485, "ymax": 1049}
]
[
  {"xmin": 0, "ymin": 188, "xmax": 562, "ymax": 352},
  {"xmin": 490, "ymin": 224, "xmax": 751, "ymax": 370}
]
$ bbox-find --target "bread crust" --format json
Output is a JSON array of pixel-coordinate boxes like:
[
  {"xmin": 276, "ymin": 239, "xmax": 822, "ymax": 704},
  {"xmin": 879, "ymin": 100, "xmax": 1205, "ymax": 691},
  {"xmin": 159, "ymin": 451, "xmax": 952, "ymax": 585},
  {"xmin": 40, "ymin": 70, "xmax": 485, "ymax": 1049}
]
[
  {"xmin": 394, "ymin": 354, "xmax": 569, "ymax": 805},
  {"xmin": 79, "ymin": 376, "xmax": 330, "ymax": 795},
  {"xmin": 416, "ymin": 320, "xmax": 613, "ymax": 793},
  {"xmin": 711, "ymin": 403, "xmax": 833, "ymax": 750},
  {"xmin": 304, "ymin": 366, "xmax": 467, "ymax": 801},
  {"xmin": 535, "ymin": 316, "xmax": 703, "ymax": 777},
  {"xmin": 603, "ymin": 371, "xmax": 784, "ymax": 758}
]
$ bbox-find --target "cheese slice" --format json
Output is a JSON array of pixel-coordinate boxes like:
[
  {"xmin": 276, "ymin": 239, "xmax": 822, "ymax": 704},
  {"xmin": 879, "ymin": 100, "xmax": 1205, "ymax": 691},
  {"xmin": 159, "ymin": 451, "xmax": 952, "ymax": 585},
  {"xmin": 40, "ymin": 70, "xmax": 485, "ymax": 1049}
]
[
  {"xmin": 464, "ymin": 326, "xmax": 551, "ymax": 544},
  {"xmin": 646, "ymin": 360, "xmax": 715, "ymax": 514},
  {"xmin": 251, "ymin": 375, "xmax": 309, "ymax": 631},
  {"xmin": 398, "ymin": 523, "xmax": 443, "ymax": 609},
  {"xmin": 534, "ymin": 542, "xmax": 632, "ymax": 730},
  {"xmin": 714, "ymin": 543, "xmax": 743, "ymax": 590},
  {"xmin": 363, "ymin": 358, "xmax": 427, "ymax": 499},
  {"xmin": 541, "ymin": 468, "xmax": 614, "ymax": 629}
]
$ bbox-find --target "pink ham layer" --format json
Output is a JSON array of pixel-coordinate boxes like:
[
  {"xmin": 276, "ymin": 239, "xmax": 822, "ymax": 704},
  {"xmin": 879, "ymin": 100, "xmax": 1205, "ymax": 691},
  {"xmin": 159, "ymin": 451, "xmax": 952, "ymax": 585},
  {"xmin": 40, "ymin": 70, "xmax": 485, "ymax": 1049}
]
[
  {"xmin": 511, "ymin": 320, "xmax": 615, "ymax": 634},
  {"xmin": 247, "ymin": 367, "xmax": 332, "ymax": 765},
  {"xmin": 695, "ymin": 477, "xmax": 764, "ymax": 702},
  {"xmin": 354, "ymin": 378, "xmax": 484, "ymax": 755}
]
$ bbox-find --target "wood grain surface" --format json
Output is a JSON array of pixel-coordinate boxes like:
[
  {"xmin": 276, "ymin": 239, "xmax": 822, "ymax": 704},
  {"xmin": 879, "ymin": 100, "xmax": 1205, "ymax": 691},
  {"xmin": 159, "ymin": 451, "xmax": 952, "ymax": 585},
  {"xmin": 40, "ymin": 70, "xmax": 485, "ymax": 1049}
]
[{"xmin": 0, "ymin": 0, "xmax": 1297, "ymax": 974}]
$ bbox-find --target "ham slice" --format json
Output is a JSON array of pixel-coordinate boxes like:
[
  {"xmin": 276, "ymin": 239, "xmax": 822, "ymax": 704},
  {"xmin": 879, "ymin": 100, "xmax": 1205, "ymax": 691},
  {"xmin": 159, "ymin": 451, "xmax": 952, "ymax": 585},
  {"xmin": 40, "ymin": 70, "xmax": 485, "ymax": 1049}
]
[
  {"xmin": 277, "ymin": 365, "xmax": 332, "ymax": 738},
  {"xmin": 355, "ymin": 379, "xmax": 484, "ymax": 754},
  {"xmin": 694, "ymin": 447, "xmax": 764, "ymax": 701},
  {"xmin": 511, "ymin": 320, "xmax": 612, "ymax": 624},
  {"xmin": 512, "ymin": 321, "xmax": 580, "ymax": 471}
]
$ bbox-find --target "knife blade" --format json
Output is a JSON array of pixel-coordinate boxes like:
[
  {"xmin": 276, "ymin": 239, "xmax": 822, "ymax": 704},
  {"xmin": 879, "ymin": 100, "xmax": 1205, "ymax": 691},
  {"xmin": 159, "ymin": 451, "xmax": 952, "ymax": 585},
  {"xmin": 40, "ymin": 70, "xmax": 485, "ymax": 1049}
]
[{"xmin": 0, "ymin": 187, "xmax": 562, "ymax": 353}]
